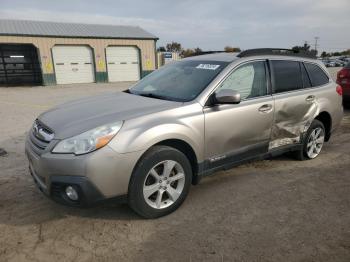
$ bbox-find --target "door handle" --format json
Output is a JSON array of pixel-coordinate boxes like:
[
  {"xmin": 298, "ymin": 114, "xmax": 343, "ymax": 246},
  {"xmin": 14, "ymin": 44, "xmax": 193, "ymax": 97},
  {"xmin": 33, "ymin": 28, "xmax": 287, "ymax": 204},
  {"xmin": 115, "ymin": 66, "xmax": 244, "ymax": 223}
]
[
  {"xmin": 258, "ymin": 104, "xmax": 273, "ymax": 113},
  {"xmin": 305, "ymin": 95, "xmax": 315, "ymax": 102}
]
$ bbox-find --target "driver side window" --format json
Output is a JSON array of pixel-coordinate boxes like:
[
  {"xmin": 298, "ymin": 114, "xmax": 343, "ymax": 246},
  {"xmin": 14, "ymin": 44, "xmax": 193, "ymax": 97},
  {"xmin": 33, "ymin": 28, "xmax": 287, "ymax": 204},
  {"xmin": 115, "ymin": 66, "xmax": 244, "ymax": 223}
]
[{"xmin": 217, "ymin": 61, "xmax": 267, "ymax": 100}]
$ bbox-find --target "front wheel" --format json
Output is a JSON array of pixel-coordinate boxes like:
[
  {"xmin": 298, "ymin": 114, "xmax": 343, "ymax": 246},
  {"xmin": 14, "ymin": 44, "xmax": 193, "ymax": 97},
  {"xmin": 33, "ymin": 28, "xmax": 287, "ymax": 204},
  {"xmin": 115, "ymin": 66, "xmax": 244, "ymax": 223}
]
[{"xmin": 128, "ymin": 146, "xmax": 192, "ymax": 218}]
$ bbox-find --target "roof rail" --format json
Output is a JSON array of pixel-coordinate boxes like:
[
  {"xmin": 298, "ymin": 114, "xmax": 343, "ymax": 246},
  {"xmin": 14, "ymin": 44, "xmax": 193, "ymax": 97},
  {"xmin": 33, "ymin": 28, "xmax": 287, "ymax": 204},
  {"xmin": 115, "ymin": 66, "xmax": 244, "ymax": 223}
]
[
  {"xmin": 186, "ymin": 50, "xmax": 227, "ymax": 57},
  {"xmin": 237, "ymin": 48, "xmax": 316, "ymax": 59}
]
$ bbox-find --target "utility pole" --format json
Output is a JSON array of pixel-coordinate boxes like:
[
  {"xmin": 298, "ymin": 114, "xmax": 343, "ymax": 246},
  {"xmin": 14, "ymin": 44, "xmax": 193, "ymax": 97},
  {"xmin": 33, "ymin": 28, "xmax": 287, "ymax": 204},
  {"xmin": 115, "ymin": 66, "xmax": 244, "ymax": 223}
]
[{"xmin": 314, "ymin": 37, "xmax": 319, "ymax": 53}]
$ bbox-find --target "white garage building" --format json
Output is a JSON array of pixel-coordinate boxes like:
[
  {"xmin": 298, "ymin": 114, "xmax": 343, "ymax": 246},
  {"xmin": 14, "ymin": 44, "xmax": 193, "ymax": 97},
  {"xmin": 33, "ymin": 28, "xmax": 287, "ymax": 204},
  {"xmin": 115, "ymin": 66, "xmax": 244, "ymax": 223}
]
[{"xmin": 0, "ymin": 19, "xmax": 158, "ymax": 86}]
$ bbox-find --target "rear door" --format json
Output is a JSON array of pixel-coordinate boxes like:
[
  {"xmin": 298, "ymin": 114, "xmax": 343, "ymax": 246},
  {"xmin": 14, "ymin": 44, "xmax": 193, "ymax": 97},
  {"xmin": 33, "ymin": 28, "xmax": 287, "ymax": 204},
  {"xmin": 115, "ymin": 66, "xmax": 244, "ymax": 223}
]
[{"xmin": 269, "ymin": 60, "xmax": 318, "ymax": 150}]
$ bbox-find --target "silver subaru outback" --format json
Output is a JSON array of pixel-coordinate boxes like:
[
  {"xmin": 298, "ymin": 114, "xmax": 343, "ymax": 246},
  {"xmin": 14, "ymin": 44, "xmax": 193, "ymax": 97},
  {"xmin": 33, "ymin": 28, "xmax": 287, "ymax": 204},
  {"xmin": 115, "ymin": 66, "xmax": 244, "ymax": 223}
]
[{"xmin": 25, "ymin": 49, "xmax": 343, "ymax": 218}]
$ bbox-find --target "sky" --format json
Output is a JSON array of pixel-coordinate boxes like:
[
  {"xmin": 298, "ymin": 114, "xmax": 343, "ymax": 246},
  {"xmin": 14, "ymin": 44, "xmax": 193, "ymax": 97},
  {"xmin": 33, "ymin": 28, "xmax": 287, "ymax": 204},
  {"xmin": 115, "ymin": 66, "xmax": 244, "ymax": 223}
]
[{"xmin": 0, "ymin": 0, "xmax": 349, "ymax": 53}]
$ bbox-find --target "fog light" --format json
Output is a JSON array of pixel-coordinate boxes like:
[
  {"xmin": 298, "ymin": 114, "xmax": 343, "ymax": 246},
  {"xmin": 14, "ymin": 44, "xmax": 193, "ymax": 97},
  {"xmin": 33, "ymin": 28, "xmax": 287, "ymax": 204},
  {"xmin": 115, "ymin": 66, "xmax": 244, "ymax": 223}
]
[{"xmin": 65, "ymin": 186, "xmax": 79, "ymax": 201}]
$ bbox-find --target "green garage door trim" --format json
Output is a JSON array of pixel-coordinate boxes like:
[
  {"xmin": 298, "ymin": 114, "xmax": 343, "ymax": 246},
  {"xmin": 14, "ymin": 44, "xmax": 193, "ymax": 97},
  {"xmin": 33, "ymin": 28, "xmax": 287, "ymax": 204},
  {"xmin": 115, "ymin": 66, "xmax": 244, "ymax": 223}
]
[{"xmin": 96, "ymin": 72, "xmax": 108, "ymax": 83}]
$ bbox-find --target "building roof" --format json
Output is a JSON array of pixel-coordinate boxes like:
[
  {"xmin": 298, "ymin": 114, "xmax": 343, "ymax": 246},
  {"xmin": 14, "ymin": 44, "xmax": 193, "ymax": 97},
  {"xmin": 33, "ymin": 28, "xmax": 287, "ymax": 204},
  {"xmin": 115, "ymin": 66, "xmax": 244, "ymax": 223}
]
[{"xmin": 0, "ymin": 19, "xmax": 158, "ymax": 40}]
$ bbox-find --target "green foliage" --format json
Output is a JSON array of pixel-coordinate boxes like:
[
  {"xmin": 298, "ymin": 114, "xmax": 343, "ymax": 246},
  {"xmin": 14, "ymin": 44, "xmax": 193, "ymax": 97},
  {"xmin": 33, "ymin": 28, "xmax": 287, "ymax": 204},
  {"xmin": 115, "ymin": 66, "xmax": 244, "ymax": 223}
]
[
  {"xmin": 224, "ymin": 46, "xmax": 241, "ymax": 52},
  {"xmin": 157, "ymin": 46, "xmax": 166, "ymax": 52},
  {"xmin": 194, "ymin": 47, "xmax": 203, "ymax": 53},
  {"xmin": 321, "ymin": 51, "xmax": 329, "ymax": 58},
  {"xmin": 291, "ymin": 42, "xmax": 317, "ymax": 55},
  {"xmin": 320, "ymin": 49, "xmax": 350, "ymax": 57},
  {"xmin": 181, "ymin": 49, "xmax": 195, "ymax": 58},
  {"xmin": 166, "ymin": 42, "xmax": 182, "ymax": 52}
]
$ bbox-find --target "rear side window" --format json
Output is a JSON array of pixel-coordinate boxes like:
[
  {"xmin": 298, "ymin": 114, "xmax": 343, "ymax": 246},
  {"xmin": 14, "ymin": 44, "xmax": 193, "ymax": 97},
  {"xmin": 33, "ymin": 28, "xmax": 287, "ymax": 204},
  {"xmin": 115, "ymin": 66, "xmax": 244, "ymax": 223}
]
[
  {"xmin": 304, "ymin": 63, "xmax": 329, "ymax": 86},
  {"xmin": 271, "ymin": 60, "xmax": 302, "ymax": 93}
]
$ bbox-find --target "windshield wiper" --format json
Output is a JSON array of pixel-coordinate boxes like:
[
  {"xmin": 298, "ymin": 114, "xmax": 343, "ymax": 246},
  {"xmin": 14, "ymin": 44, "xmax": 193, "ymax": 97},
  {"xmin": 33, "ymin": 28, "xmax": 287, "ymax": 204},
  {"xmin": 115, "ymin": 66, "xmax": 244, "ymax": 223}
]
[{"xmin": 137, "ymin": 92, "xmax": 174, "ymax": 101}]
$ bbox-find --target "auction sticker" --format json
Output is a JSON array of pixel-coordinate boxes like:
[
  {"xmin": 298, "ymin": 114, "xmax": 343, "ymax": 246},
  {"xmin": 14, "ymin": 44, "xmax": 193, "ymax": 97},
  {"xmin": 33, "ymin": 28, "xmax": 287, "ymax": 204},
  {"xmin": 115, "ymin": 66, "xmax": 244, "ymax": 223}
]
[{"xmin": 196, "ymin": 64, "xmax": 220, "ymax": 70}]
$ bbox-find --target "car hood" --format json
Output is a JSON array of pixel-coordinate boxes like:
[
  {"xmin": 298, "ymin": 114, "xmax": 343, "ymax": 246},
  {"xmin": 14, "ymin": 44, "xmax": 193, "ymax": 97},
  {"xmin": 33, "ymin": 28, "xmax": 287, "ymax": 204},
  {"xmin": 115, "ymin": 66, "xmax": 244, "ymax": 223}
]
[{"xmin": 38, "ymin": 91, "xmax": 182, "ymax": 139}]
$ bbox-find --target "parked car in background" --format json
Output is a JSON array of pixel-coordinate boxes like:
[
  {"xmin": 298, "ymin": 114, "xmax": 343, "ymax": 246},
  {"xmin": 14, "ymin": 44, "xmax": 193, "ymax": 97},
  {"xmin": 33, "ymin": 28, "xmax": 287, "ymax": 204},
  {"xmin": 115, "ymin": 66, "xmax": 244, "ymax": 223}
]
[
  {"xmin": 335, "ymin": 59, "xmax": 346, "ymax": 67},
  {"xmin": 337, "ymin": 62, "xmax": 350, "ymax": 103},
  {"xmin": 323, "ymin": 59, "xmax": 347, "ymax": 68},
  {"xmin": 322, "ymin": 60, "xmax": 330, "ymax": 67},
  {"xmin": 322, "ymin": 59, "xmax": 336, "ymax": 67},
  {"xmin": 25, "ymin": 48, "xmax": 343, "ymax": 218}
]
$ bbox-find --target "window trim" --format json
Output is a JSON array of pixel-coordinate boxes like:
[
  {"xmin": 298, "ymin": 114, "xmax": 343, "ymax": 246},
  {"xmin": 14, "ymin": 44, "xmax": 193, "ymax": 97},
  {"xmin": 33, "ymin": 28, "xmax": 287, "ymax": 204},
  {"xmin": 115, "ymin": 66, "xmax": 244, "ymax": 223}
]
[
  {"xmin": 300, "ymin": 62, "xmax": 312, "ymax": 89},
  {"xmin": 204, "ymin": 59, "xmax": 271, "ymax": 106}
]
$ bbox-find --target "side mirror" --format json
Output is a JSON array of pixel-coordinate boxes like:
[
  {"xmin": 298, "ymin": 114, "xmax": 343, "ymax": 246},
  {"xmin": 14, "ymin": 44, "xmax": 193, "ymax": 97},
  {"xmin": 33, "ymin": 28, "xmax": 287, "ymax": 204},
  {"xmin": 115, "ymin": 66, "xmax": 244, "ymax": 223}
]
[{"xmin": 214, "ymin": 89, "xmax": 241, "ymax": 104}]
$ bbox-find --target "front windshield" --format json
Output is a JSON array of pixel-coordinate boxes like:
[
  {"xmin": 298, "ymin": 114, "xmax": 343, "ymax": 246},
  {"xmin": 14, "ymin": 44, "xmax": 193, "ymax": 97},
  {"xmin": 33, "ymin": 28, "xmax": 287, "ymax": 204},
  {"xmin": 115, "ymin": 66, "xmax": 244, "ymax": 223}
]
[{"xmin": 129, "ymin": 60, "xmax": 229, "ymax": 102}]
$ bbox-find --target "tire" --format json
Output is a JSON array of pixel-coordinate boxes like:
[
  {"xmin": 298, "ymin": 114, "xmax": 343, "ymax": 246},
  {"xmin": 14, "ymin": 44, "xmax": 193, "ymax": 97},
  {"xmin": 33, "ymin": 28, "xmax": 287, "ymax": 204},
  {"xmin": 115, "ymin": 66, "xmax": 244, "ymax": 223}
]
[
  {"xmin": 294, "ymin": 119, "xmax": 326, "ymax": 160},
  {"xmin": 128, "ymin": 145, "xmax": 192, "ymax": 218}
]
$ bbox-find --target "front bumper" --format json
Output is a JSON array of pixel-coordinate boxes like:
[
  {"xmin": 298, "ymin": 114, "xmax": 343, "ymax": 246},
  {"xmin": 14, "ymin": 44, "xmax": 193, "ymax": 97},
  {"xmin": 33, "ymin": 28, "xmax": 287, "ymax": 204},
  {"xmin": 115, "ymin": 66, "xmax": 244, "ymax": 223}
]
[
  {"xmin": 29, "ymin": 164, "xmax": 104, "ymax": 206},
  {"xmin": 25, "ymin": 134, "xmax": 144, "ymax": 206}
]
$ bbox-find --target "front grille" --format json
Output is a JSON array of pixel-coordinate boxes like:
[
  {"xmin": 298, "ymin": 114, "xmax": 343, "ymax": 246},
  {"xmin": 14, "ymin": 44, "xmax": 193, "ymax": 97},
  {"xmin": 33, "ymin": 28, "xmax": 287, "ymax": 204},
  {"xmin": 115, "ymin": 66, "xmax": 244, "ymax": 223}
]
[
  {"xmin": 51, "ymin": 183, "xmax": 64, "ymax": 198},
  {"xmin": 28, "ymin": 120, "xmax": 54, "ymax": 155}
]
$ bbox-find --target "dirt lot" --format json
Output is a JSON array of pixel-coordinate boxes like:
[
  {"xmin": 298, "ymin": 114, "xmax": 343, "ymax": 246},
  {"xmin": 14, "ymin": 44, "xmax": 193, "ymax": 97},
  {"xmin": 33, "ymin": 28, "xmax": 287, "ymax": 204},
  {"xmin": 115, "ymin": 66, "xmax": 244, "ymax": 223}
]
[{"xmin": 0, "ymin": 68, "xmax": 349, "ymax": 262}]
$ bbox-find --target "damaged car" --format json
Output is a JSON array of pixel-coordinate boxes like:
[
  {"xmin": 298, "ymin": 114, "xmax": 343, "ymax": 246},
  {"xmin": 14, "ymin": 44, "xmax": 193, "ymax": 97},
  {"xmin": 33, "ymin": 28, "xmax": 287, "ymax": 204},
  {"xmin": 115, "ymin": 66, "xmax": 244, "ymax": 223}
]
[{"xmin": 26, "ymin": 48, "xmax": 343, "ymax": 218}]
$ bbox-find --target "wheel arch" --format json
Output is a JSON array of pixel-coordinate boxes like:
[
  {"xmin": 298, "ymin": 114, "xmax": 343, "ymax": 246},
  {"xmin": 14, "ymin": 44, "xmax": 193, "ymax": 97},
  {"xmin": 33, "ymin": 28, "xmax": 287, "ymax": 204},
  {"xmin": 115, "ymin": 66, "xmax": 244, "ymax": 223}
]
[
  {"xmin": 315, "ymin": 111, "xmax": 332, "ymax": 141},
  {"xmin": 155, "ymin": 139, "xmax": 199, "ymax": 183},
  {"xmin": 133, "ymin": 138, "xmax": 200, "ymax": 185}
]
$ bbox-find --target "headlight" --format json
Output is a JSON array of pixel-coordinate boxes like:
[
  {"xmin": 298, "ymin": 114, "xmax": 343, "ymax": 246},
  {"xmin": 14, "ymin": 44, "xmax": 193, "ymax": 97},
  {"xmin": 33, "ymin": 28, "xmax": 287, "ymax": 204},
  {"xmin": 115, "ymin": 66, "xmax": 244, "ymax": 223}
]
[{"xmin": 52, "ymin": 121, "xmax": 123, "ymax": 155}]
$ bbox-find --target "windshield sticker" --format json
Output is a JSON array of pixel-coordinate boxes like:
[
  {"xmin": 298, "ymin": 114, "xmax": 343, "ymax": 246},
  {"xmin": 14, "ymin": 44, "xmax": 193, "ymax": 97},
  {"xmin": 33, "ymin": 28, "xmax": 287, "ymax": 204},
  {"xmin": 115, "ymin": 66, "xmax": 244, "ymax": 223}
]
[{"xmin": 196, "ymin": 64, "xmax": 220, "ymax": 70}]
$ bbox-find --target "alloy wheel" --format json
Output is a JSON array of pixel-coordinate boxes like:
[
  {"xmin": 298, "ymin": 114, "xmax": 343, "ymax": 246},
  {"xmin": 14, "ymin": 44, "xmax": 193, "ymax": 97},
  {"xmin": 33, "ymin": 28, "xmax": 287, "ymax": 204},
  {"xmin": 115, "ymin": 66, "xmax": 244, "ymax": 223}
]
[
  {"xmin": 143, "ymin": 160, "xmax": 185, "ymax": 209},
  {"xmin": 306, "ymin": 127, "xmax": 325, "ymax": 159}
]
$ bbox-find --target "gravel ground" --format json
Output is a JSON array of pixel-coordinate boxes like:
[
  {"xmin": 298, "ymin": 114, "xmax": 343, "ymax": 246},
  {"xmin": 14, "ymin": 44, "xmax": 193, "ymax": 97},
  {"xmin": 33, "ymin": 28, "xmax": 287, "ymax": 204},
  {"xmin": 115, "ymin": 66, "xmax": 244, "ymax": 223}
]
[{"xmin": 0, "ymin": 68, "xmax": 349, "ymax": 262}]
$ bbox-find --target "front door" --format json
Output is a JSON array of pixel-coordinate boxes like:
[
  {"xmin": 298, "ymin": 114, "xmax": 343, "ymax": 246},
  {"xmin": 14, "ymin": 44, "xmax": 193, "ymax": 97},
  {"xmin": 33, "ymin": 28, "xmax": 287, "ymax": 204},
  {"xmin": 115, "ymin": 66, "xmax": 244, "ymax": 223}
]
[{"xmin": 204, "ymin": 60, "xmax": 274, "ymax": 169}]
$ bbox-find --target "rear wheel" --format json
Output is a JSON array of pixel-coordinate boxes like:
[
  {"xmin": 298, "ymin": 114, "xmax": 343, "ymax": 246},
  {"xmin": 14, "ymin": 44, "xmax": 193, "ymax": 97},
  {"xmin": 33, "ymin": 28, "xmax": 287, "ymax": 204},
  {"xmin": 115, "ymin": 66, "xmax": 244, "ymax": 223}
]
[
  {"xmin": 128, "ymin": 146, "xmax": 192, "ymax": 218},
  {"xmin": 294, "ymin": 119, "xmax": 325, "ymax": 160}
]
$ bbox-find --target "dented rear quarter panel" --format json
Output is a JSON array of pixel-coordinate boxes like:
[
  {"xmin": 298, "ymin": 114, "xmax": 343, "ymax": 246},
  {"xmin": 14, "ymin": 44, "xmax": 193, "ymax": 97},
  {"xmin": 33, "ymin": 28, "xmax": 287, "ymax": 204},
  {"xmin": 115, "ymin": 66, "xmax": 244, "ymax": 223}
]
[{"xmin": 270, "ymin": 76, "xmax": 343, "ymax": 149}]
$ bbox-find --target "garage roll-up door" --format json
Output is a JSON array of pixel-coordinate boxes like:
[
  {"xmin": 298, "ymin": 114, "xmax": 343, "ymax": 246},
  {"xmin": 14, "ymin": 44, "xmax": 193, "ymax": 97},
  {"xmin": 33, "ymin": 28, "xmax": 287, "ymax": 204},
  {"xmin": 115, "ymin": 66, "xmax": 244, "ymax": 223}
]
[
  {"xmin": 106, "ymin": 46, "xmax": 140, "ymax": 82},
  {"xmin": 52, "ymin": 46, "xmax": 95, "ymax": 84}
]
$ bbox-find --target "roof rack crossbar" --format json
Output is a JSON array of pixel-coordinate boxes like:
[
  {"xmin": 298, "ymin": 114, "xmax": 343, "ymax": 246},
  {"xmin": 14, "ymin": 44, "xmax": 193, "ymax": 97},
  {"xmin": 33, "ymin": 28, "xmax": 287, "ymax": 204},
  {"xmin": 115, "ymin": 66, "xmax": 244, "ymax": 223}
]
[{"xmin": 237, "ymin": 48, "xmax": 316, "ymax": 59}]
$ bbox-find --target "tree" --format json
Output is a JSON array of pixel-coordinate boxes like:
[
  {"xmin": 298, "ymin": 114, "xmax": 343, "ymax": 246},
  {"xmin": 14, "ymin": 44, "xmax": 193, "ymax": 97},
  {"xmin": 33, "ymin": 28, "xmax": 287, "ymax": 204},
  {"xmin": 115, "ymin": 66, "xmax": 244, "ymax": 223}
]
[
  {"xmin": 194, "ymin": 47, "xmax": 203, "ymax": 54},
  {"xmin": 321, "ymin": 51, "xmax": 328, "ymax": 58},
  {"xmin": 224, "ymin": 46, "xmax": 241, "ymax": 52},
  {"xmin": 181, "ymin": 48, "xmax": 195, "ymax": 58},
  {"xmin": 292, "ymin": 42, "xmax": 311, "ymax": 52},
  {"xmin": 342, "ymin": 49, "xmax": 350, "ymax": 55},
  {"xmin": 157, "ymin": 46, "xmax": 166, "ymax": 52},
  {"xmin": 166, "ymin": 42, "xmax": 182, "ymax": 52},
  {"xmin": 292, "ymin": 42, "xmax": 317, "ymax": 56}
]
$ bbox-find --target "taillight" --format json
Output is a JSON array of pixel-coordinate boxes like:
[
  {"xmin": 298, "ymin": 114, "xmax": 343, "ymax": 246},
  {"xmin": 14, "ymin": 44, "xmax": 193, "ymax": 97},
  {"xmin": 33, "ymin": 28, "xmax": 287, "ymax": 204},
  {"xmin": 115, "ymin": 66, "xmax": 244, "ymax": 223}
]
[{"xmin": 336, "ymin": 85, "xmax": 343, "ymax": 96}]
